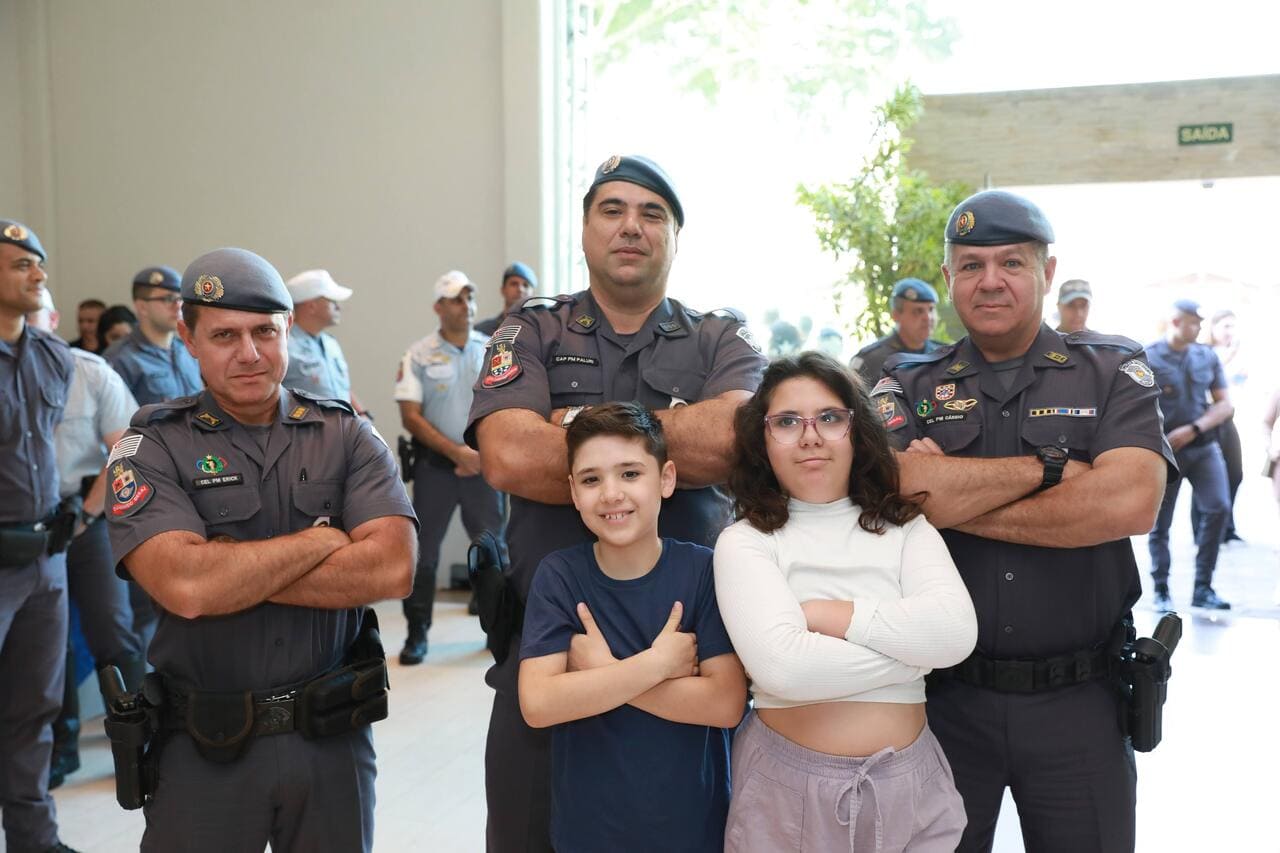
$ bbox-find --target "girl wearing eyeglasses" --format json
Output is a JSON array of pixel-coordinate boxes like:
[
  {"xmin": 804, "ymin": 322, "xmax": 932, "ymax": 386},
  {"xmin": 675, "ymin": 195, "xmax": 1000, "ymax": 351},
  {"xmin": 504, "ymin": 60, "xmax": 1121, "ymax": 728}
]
[{"xmin": 714, "ymin": 351, "xmax": 976, "ymax": 852}]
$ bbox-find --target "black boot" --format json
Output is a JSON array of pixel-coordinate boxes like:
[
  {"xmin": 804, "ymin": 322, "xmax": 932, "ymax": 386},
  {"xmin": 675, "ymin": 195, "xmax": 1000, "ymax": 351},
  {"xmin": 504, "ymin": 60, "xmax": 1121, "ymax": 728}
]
[
  {"xmin": 49, "ymin": 647, "xmax": 80, "ymax": 790},
  {"xmin": 1192, "ymin": 586, "xmax": 1231, "ymax": 610},
  {"xmin": 1152, "ymin": 584, "xmax": 1174, "ymax": 613},
  {"xmin": 399, "ymin": 621, "xmax": 428, "ymax": 665}
]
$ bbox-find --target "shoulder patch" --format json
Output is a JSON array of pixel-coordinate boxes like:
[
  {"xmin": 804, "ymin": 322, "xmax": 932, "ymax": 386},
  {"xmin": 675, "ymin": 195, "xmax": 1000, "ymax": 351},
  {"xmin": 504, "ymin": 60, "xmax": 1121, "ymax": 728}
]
[
  {"xmin": 109, "ymin": 461, "xmax": 154, "ymax": 517},
  {"xmin": 1064, "ymin": 331, "xmax": 1141, "ymax": 354},
  {"xmin": 1119, "ymin": 359, "xmax": 1155, "ymax": 387},
  {"xmin": 106, "ymin": 434, "xmax": 144, "ymax": 466},
  {"xmin": 131, "ymin": 396, "xmax": 199, "ymax": 426},
  {"xmin": 482, "ymin": 341, "xmax": 522, "ymax": 388},
  {"xmin": 735, "ymin": 325, "xmax": 763, "ymax": 353},
  {"xmin": 486, "ymin": 324, "xmax": 522, "ymax": 347},
  {"xmin": 869, "ymin": 377, "xmax": 903, "ymax": 398}
]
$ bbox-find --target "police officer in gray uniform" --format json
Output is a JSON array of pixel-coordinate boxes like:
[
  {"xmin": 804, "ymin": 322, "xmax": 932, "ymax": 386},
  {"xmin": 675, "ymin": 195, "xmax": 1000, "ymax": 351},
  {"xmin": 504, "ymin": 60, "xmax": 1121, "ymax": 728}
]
[
  {"xmin": 466, "ymin": 155, "xmax": 767, "ymax": 852},
  {"xmin": 106, "ymin": 248, "xmax": 416, "ymax": 852},
  {"xmin": 394, "ymin": 270, "xmax": 502, "ymax": 664},
  {"xmin": 0, "ymin": 219, "xmax": 79, "ymax": 853},
  {"xmin": 849, "ymin": 276, "xmax": 945, "ymax": 388},
  {"xmin": 873, "ymin": 191, "xmax": 1175, "ymax": 852},
  {"xmin": 474, "ymin": 261, "xmax": 537, "ymax": 338},
  {"xmin": 104, "ymin": 265, "xmax": 204, "ymax": 405},
  {"xmin": 1145, "ymin": 298, "xmax": 1234, "ymax": 611},
  {"xmin": 283, "ymin": 269, "xmax": 370, "ymax": 417}
]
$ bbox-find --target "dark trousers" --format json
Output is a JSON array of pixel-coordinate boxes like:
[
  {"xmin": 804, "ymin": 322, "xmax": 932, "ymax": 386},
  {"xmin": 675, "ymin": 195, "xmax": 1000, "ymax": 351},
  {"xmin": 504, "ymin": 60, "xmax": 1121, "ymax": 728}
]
[
  {"xmin": 67, "ymin": 516, "xmax": 142, "ymax": 666},
  {"xmin": 404, "ymin": 457, "xmax": 504, "ymax": 628},
  {"xmin": 1148, "ymin": 441, "xmax": 1230, "ymax": 589},
  {"xmin": 928, "ymin": 679, "xmax": 1136, "ymax": 853},
  {"xmin": 484, "ymin": 644, "xmax": 553, "ymax": 853},
  {"xmin": 1192, "ymin": 417, "xmax": 1242, "ymax": 540},
  {"xmin": 142, "ymin": 726, "xmax": 376, "ymax": 852},
  {"xmin": 0, "ymin": 552, "xmax": 68, "ymax": 852}
]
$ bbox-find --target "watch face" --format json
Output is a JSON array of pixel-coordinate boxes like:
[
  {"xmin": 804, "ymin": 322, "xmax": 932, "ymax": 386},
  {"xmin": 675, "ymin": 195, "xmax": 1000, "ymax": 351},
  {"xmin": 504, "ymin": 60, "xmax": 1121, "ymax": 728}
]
[{"xmin": 1040, "ymin": 446, "xmax": 1068, "ymax": 463}]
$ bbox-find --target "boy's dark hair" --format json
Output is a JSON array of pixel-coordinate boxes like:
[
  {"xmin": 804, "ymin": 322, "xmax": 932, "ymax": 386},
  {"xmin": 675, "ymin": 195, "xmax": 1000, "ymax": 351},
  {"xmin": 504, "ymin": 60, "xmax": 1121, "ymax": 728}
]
[
  {"xmin": 728, "ymin": 350, "xmax": 924, "ymax": 535},
  {"xmin": 566, "ymin": 402, "xmax": 668, "ymax": 470}
]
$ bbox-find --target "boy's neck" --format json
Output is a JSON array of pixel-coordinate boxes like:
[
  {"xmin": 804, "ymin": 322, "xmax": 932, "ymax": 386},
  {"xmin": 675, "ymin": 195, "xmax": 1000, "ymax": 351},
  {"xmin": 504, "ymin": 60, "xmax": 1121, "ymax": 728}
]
[{"xmin": 593, "ymin": 536, "xmax": 664, "ymax": 581}]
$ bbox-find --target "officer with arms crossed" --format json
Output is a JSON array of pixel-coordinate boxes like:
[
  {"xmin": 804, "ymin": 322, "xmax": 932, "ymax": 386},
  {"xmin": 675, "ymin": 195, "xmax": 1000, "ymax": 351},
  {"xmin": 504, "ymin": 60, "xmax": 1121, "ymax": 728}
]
[
  {"xmin": 394, "ymin": 270, "xmax": 503, "ymax": 664},
  {"xmin": 284, "ymin": 268, "xmax": 370, "ymax": 417},
  {"xmin": 0, "ymin": 219, "xmax": 79, "ymax": 853},
  {"xmin": 467, "ymin": 155, "xmax": 767, "ymax": 852},
  {"xmin": 105, "ymin": 248, "xmax": 416, "ymax": 852},
  {"xmin": 873, "ymin": 191, "xmax": 1175, "ymax": 852},
  {"xmin": 475, "ymin": 262, "xmax": 537, "ymax": 337},
  {"xmin": 849, "ymin": 277, "xmax": 945, "ymax": 388}
]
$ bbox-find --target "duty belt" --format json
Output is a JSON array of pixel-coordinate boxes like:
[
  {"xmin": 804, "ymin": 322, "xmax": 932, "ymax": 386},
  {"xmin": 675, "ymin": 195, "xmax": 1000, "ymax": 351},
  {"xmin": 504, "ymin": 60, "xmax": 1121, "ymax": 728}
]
[
  {"xmin": 164, "ymin": 683, "xmax": 302, "ymax": 738},
  {"xmin": 931, "ymin": 647, "xmax": 1113, "ymax": 694}
]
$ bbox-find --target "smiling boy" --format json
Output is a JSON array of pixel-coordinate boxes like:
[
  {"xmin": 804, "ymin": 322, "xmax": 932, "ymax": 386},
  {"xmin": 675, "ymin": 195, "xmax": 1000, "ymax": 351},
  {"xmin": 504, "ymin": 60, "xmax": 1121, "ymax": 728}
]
[{"xmin": 517, "ymin": 402, "xmax": 746, "ymax": 852}]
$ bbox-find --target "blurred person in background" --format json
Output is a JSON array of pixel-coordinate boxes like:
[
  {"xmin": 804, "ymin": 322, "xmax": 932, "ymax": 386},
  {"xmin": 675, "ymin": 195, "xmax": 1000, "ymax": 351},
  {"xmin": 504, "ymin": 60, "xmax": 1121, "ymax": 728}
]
[
  {"xmin": 1054, "ymin": 279, "xmax": 1091, "ymax": 333},
  {"xmin": 95, "ymin": 304, "xmax": 137, "ymax": 354},
  {"xmin": 69, "ymin": 299, "xmax": 105, "ymax": 351}
]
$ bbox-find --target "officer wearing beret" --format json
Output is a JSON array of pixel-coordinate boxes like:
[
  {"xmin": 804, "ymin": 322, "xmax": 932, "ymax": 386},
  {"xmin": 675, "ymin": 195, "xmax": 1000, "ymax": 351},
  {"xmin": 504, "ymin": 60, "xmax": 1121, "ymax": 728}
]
[
  {"xmin": 104, "ymin": 265, "xmax": 204, "ymax": 406},
  {"xmin": 393, "ymin": 270, "xmax": 503, "ymax": 664},
  {"xmin": 0, "ymin": 219, "xmax": 80, "ymax": 852},
  {"xmin": 850, "ymin": 277, "xmax": 946, "ymax": 388},
  {"xmin": 873, "ymin": 190, "xmax": 1175, "ymax": 852},
  {"xmin": 466, "ymin": 154, "xmax": 766, "ymax": 852},
  {"xmin": 474, "ymin": 261, "xmax": 538, "ymax": 337},
  {"xmin": 106, "ymin": 248, "xmax": 416, "ymax": 852},
  {"xmin": 1145, "ymin": 299, "xmax": 1234, "ymax": 611},
  {"xmin": 283, "ymin": 268, "xmax": 370, "ymax": 416},
  {"xmin": 1055, "ymin": 279, "xmax": 1092, "ymax": 333}
]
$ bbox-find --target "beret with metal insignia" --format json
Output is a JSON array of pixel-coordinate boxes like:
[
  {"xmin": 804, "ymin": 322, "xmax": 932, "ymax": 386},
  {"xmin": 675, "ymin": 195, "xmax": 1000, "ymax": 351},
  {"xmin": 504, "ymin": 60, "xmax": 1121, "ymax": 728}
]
[
  {"xmin": 132, "ymin": 265, "xmax": 182, "ymax": 292},
  {"xmin": 946, "ymin": 190, "xmax": 1055, "ymax": 246},
  {"xmin": 181, "ymin": 248, "xmax": 293, "ymax": 313},
  {"xmin": 890, "ymin": 277, "xmax": 938, "ymax": 303},
  {"xmin": 0, "ymin": 219, "xmax": 46, "ymax": 261},
  {"xmin": 585, "ymin": 154, "xmax": 685, "ymax": 227}
]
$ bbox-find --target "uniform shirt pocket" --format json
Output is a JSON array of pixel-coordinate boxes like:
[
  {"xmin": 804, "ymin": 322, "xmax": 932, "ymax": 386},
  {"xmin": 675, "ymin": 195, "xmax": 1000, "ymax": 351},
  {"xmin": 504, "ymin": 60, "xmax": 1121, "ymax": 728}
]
[
  {"xmin": 292, "ymin": 481, "xmax": 345, "ymax": 529},
  {"xmin": 1020, "ymin": 418, "xmax": 1095, "ymax": 459},
  {"xmin": 190, "ymin": 484, "xmax": 262, "ymax": 528},
  {"xmin": 641, "ymin": 366, "xmax": 706, "ymax": 406},
  {"xmin": 37, "ymin": 381, "xmax": 68, "ymax": 434},
  {"xmin": 549, "ymin": 364, "xmax": 604, "ymax": 404},
  {"xmin": 922, "ymin": 421, "xmax": 981, "ymax": 454}
]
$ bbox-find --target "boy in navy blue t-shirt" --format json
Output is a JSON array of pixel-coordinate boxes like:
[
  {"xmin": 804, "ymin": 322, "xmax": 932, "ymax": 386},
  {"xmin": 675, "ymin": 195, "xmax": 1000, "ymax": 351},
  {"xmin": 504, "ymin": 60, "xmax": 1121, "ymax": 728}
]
[{"xmin": 518, "ymin": 402, "xmax": 747, "ymax": 853}]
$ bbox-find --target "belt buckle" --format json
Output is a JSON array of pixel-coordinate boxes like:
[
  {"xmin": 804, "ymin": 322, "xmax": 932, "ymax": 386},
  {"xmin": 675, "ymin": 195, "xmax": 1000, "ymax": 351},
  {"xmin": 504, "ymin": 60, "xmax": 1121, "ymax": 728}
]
[
  {"xmin": 253, "ymin": 690, "xmax": 298, "ymax": 736},
  {"xmin": 994, "ymin": 660, "xmax": 1035, "ymax": 693}
]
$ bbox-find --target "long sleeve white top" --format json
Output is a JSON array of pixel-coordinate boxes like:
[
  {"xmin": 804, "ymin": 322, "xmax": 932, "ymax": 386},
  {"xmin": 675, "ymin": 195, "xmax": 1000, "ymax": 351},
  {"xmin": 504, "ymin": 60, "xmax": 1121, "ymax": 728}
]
[{"xmin": 713, "ymin": 498, "xmax": 977, "ymax": 707}]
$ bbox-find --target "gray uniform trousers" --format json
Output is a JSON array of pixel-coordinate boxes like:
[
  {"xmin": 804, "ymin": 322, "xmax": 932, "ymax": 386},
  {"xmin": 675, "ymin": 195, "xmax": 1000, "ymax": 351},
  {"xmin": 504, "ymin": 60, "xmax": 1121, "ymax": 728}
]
[
  {"xmin": 1148, "ymin": 441, "xmax": 1230, "ymax": 589},
  {"xmin": 404, "ymin": 454, "xmax": 504, "ymax": 628},
  {"xmin": 67, "ymin": 516, "xmax": 142, "ymax": 665},
  {"xmin": 0, "ymin": 552, "xmax": 68, "ymax": 853}
]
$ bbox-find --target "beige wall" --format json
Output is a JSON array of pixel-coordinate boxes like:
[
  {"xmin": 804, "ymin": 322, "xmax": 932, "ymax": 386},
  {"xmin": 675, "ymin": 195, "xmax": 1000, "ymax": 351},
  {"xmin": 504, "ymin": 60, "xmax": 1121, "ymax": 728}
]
[{"xmin": 909, "ymin": 75, "xmax": 1280, "ymax": 187}]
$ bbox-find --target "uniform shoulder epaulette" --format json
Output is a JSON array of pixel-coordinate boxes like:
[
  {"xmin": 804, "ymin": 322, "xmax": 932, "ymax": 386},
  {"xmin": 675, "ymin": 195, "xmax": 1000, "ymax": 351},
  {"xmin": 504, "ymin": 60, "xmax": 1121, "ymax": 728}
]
[
  {"xmin": 132, "ymin": 396, "xmax": 199, "ymax": 426},
  {"xmin": 885, "ymin": 345, "xmax": 955, "ymax": 371},
  {"xmin": 518, "ymin": 294, "xmax": 574, "ymax": 311},
  {"xmin": 290, "ymin": 388, "xmax": 356, "ymax": 415},
  {"xmin": 854, "ymin": 337, "xmax": 887, "ymax": 358},
  {"xmin": 705, "ymin": 306, "xmax": 746, "ymax": 323},
  {"xmin": 1064, "ymin": 331, "xmax": 1141, "ymax": 353}
]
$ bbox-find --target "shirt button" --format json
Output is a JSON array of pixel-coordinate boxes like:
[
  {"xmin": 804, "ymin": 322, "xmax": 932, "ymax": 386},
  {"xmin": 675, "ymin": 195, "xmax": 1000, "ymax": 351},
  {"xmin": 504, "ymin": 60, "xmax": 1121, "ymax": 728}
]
[
  {"xmin": 274, "ymin": 638, "xmax": 284, "ymax": 647},
  {"xmin": 672, "ymin": 386, "xmax": 680, "ymax": 393},
  {"xmin": 1004, "ymin": 625, "xmax": 1014, "ymax": 634},
  {"xmin": 1058, "ymin": 434, "xmax": 1067, "ymax": 443},
  {"xmin": 570, "ymin": 380, "xmax": 579, "ymax": 388},
  {"xmin": 1005, "ymin": 572, "xmax": 1015, "ymax": 581},
  {"xmin": 219, "ymin": 507, "xmax": 228, "ymax": 517},
  {"xmin": 1001, "ymin": 410, "xmax": 1010, "ymax": 418}
]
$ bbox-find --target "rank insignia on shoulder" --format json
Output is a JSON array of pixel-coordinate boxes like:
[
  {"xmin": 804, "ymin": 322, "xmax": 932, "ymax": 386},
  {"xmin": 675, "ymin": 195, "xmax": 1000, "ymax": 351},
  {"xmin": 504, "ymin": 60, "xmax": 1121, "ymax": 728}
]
[
  {"xmin": 1119, "ymin": 359, "xmax": 1155, "ymax": 387},
  {"xmin": 915, "ymin": 398, "xmax": 937, "ymax": 418},
  {"xmin": 870, "ymin": 377, "xmax": 903, "ymax": 397},
  {"xmin": 110, "ymin": 461, "xmax": 153, "ymax": 517},
  {"xmin": 736, "ymin": 325, "xmax": 763, "ymax": 353},
  {"xmin": 934, "ymin": 383, "xmax": 956, "ymax": 401},
  {"xmin": 946, "ymin": 361, "xmax": 969, "ymax": 376},
  {"xmin": 1044, "ymin": 351, "xmax": 1069, "ymax": 364},
  {"xmin": 658, "ymin": 321, "xmax": 681, "ymax": 333},
  {"xmin": 574, "ymin": 315, "xmax": 596, "ymax": 330},
  {"xmin": 195, "ymin": 411, "xmax": 222, "ymax": 428},
  {"xmin": 289, "ymin": 405, "xmax": 308, "ymax": 420},
  {"xmin": 944, "ymin": 398, "xmax": 978, "ymax": 412},
  {"xmin": 482, "ymin": 341, "xmax": 522, "ymax": 388}
]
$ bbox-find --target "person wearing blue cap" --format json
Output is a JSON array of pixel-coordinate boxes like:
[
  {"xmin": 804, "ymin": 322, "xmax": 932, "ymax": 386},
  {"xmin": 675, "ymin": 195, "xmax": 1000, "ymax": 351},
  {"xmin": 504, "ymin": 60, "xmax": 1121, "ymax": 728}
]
[
  {"xmin": 475, "ymin": 262, "xmax": 538, "ymax": 337},
  {"xmin": 0, "ymin": 219, "xmax": 81, "ymax": 853},
  {"xmin": 850, "ymin": 277, "xmax": 945, "ymax": 388},
  {"xmin": 104, "ymin": 265, "xmax": 204, "ymax": 407},
  {"xmin": 1145, "ymin": 299, "xmax": 1234, "ymax": 611},
  {"xmin": 104, "ymin": 247, "xmax": 417, "ymax": 852},
  {"xmin": 466, "ymin": 154, "xmax": 765, "ymax": 852},
  {"xmin": 872, "ymin": 190, "xmax": 1176, "ymax": 852}
]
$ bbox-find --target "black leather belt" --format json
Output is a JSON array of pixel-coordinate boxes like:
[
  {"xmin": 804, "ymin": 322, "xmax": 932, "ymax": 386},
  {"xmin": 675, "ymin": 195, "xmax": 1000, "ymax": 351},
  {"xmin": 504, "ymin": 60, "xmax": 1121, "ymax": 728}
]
[{"xmin": 931, "ymin": 647, "xmax": 1113, "ymax": 694}]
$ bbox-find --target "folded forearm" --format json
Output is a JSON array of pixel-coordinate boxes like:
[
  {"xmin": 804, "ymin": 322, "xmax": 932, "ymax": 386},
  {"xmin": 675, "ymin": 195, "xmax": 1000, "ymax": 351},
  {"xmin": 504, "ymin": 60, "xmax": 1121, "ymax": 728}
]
[
  {"xmin": 739, "ymin": 630, "xmax": 923, "ymax": 703},
  {"xmin": 629, "ymin": 674, "xmax": 745, "ymax": 728},
  {"xmin": 268, "ymin": 536, "xmax": 411, "ymax": 609},
  {"xmin": 657, "ymin": 397, "xmax": 742, "ymax": 487},
  {"xmin": 521, "ymin": 654, "xmax": 665, "ymax": 728},
  {"xmin": 896, "ymin": 452, "xmax": 1040, "ymax": 528}
]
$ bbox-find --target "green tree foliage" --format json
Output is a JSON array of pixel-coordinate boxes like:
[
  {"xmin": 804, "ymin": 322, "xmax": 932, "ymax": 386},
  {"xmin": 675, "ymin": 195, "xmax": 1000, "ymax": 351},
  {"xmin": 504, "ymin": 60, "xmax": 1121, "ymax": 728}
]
[{"xmin": 797, "ymin": 84, "xmax": 971, "ymax": 341}]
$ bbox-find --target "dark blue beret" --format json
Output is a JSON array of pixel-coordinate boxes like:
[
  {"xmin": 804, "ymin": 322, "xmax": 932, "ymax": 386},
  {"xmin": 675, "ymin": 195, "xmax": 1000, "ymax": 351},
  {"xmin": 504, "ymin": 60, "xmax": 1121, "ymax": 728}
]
[
  {"xmin": 502, "ymin": 261, "xmax": 538, "ymax": 289},
  {"xmin": 0, "ymin": 219, "xmax": 46, "ymax": 261},
  {"xmin": 891, "ymin": 278, "xmax": 938, "ymax": 303},
  {"xmin": 181, "ymin": 248, "xmax": 292, "ymax": 314},
  {"xmin": 946, "ymin": 190, "xmax": 1055, "ymax": 246},
  {"xmin": 586, "ymin": 155, "xmax": 684, "ymax": 227},
  {"xmin": 133, "ymin": 265, "xmax": 181, "ymax": 292},
  {"xmin": 1173, "ymin": 299, "xmax": 1203, "ymax": 320}
]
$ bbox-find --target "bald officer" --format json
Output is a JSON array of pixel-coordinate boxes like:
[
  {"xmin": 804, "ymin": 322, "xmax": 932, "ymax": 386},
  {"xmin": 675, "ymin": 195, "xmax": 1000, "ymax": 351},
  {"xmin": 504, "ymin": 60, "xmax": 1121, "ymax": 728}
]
[
  {"xmin": 104, "ymin": 265, "xmax": 203, "ymax": 405},
  {"xmin": 284, "ymin": 269, "xmax": 369, "ymax": 417},
  {"xmin": 467, "ymin": 155, "xmax": 767, "ymax": 852},
  {"xmin": 874, "ymin": 191, "xmax": 1174, "ymax": 852},
  {"xmin": 849, "ymin": 277, "xmax": 945, "ymax": 388},
  {"xmin": 0, "ymin": 220, "xmax": 79, "ymax": 853},
  {"xmin": 474, "ymin": 262, "xmax": 537, "ymax": 337},
  {"xmin": 106, "ymin": 248, "xmax": 416, "ymax": 852}
]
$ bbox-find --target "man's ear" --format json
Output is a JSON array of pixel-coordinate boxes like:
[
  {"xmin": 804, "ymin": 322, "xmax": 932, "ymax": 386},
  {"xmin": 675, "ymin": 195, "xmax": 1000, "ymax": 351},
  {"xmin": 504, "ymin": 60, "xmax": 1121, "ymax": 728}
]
[{"xmin": 177, "ymin": 318, "xmax": 197, "ymax": 357}]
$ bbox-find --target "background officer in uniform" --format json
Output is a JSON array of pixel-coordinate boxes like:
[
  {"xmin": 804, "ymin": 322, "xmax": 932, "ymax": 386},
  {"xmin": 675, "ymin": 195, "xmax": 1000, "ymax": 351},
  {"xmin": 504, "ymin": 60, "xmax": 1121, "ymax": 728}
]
[
  {"xmin": 284, "ymin": 268, "xmax": 370, "ymax": 416},
  {"xmin": 0, "ymin": 219, "xmax": 79, "ymax": 853},
  {"xmin": 466, "ymin": 154, "xmax": 767, "ymax": 852},
  {"xmin": 104, "ymin": 265, "xmax": 203, "ymax": 405},
  {"xmin": 474, "ymin": 261, "xmax": 537, "ymax": 337},
  {"xmin": 1145, "ymin": 299, "xmax": 1234, "ymax": 611},
  {"xmin": 873, "ymin": 191, "xmax": 1174, "ymax": 852},
  {"xmin": 106, "ymin": 248, "xmax": 416, "ymax": 852},
  {"xmin": 27, "ymin": 288, "xmax": 143, "ymax": 789},
  {"xmin": 1055, "ymin": 279, "xmax": 1092, "ymax": 333},
  {"xmin": 393, "ymin": 270, "xmax": 502, "ymax": 664},
  {"xmin": 849, "ymin": 277, "xmax": 944, "ymax": 388}
]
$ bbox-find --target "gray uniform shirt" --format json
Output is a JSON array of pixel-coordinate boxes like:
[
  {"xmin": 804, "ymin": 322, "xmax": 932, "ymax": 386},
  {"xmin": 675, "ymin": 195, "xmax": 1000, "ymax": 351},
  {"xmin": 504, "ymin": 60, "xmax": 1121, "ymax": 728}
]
[
  {"xmin": 850, "ymin": 330, "xmax": 945, "ymax": 389},
  {"xmin": 394, "ymin": 330, "xmax": 489, "ymax": 444},
  {"xmin": 285, "ymin": 328, "xmax": 352, "ymax": 402},
  {"xmin": 57, "ymin": 348, "xmax": 139, "ymax": 497},
  {"xmin": 0, "ymin": 325, "xmax": 72, "ymax": 523},
  {"xmin": 105, "ymin": 388, "xmax": 416, "ymax": 691},
  {"xmin": 104, "ymin": 326, "xmax": 203, "ymax": 406}
]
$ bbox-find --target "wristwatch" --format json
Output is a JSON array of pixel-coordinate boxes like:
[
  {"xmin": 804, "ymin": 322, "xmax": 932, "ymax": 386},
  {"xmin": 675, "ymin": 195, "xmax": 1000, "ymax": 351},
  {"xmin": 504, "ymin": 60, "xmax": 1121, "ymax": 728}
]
[
  {"xmin": 1036, "ymin": 446, "xmax": 1068, "ymax": 490},
  {"xmin": 561, "ymin": 406, "xmax": 587, "ymax": 427}
]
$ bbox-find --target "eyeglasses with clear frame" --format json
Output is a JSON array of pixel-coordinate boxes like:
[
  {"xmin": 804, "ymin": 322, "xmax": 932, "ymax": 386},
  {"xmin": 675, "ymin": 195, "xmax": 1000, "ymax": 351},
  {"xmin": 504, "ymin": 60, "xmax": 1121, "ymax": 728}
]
[
  {"xmin": 139, "ymin": 294, "xmax": 183, "ymax": 305},
  {"xmin": 763, "ymin": 408, "xmax": 856, "ymax": 444}
]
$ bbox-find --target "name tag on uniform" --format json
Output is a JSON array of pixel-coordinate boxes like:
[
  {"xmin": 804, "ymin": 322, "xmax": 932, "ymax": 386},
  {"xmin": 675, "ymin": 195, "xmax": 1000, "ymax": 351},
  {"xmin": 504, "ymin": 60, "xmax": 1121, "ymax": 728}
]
[
  {"xmin": 552, "ymin": 354, "xmax": 599, "ymax": 366},
  {"xmin": 193, "ymin": 473, "xmax": 245, "ymax": 489}
]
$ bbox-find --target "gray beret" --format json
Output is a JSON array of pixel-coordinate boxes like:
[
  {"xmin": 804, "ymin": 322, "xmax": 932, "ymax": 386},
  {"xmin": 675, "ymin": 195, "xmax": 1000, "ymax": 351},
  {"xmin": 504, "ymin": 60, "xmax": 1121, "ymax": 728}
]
[
  {"xmin": 946, "ymin": 190, "xmax": 1055, "ymax": 246},
  {"xmin": 181, "ymin": 248, "xmax": 292, "ymax": 314},
  {"xmin": 0, "ymin": 219, "xmax": 46, "ymax": 261},
  {"xmin": 586, "ymin": 155, "xmax": 684, "ymax": 227},
  {"xmin": 891, "ymin": 278, "xmax": 938, "ymax": 303},
  {"xmin": 133, "ymin": 265, "xmax": 181, "ymax": 292}
]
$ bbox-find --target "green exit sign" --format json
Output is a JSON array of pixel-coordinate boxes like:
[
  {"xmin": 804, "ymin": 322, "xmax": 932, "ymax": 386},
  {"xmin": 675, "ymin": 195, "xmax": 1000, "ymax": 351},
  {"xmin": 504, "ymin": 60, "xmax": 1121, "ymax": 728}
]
[{"xmin": 1178, "ymin": 123, "xmax": 1233, "ymax": 145}]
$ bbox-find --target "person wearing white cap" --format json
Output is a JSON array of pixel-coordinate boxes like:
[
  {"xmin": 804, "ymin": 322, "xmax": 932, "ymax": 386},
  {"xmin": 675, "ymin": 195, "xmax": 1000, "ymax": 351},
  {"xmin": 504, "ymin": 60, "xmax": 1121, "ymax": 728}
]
[
  {"xmin": 393, "ymin": 270, "xmax": 505, "ymax": 664},
  {"xmin": 284, "ymin": 269, "xmax": 368, "ymax": 416}
]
